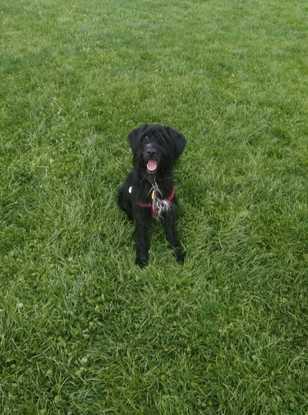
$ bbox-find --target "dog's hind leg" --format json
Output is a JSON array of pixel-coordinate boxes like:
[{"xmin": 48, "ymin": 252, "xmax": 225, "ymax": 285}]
[{"xmin": 117, "ymin": 185, "xmax": 133, "ymax": 221}]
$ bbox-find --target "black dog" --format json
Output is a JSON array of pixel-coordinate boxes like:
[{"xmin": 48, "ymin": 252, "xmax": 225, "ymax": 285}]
[{"xmin": 118, "ymin": 124, "xmax": 187, "ymax": 267}]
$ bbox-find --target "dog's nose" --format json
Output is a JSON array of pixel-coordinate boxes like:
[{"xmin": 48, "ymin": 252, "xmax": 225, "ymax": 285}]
[
  {"xmin": 144, "ymin": 144, "xmax": 157, "ymax": 158},
  {"xmin": 146, "ymin": 150, "xmax": 156, "ymax": 158}
]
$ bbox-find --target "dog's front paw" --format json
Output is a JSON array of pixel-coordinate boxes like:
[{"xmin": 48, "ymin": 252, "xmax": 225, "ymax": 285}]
[
  {"xmin": 175, "ymin": 248, "xmax": 186, "ymax": 264},
  {"xmin": 135, "ymin": 255, "xmax": 149, "ymax": 268}
]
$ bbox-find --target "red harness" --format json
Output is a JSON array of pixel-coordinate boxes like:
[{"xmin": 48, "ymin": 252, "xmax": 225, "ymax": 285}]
[{"xmin": 137, "ymin": 187, "xmax": 176, "ymax": 218}]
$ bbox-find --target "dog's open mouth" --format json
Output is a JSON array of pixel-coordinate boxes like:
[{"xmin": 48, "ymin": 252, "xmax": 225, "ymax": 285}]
[{"xmin": 147, "ymin": 159, "xmax": 158, "ymax": 174}]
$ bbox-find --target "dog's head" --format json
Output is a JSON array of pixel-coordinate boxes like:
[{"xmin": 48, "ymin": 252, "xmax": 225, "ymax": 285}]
[{"xmin": 128, "ymin": 124, "xmax": 186, "ymax": 175}]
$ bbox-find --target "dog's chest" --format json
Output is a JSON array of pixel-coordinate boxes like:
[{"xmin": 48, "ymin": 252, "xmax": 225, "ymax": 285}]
[{"xmin": 129, "ymin": 181, "xmax": 175, "ymax": 219}]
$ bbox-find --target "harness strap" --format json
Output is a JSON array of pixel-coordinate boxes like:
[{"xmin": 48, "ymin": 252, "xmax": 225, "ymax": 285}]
[
  {"xmin": 137, "ymin": 187, "xmax": 175, "ymax": 212},
  {"xmin": 167, "ymin": 187, "xmax": 176, "ymax": 203}
]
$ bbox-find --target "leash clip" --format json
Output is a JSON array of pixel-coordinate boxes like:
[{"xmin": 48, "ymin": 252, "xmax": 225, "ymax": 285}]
[{"xmin": 150, "ymin": 181, "xmax": 171, "ymax": 219}]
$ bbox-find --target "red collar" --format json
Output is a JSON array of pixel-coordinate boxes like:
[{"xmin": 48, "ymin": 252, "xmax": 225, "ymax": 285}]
[{"xmin": 137, "ymin": 187, "xmax": 175, "ymax": 217}]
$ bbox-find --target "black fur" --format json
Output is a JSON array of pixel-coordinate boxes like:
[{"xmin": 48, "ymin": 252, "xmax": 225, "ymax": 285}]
[{"xmin": 118, "ymin": 123, "xmax": 187, "ymax": 267}]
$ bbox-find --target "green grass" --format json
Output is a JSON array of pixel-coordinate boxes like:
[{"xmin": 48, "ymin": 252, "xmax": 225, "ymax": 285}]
[{"xmin": 1, "ymin": 0, "xmax": 308, "ymax": 413}]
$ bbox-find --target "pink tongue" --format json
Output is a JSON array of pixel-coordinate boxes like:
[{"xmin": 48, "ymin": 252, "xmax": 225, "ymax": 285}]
[{"xmin": 147, "ymin": 160, "xmax": 157, "ymax": 172}]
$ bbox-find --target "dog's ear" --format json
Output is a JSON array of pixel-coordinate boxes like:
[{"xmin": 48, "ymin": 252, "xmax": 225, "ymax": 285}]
[
  {"xmin": 128, "ymin": 124, "xmax": 148, "ymax": 155},
  {"xmin": 165, "ymin": 126, "xmax": 187, "ymax": 160}
]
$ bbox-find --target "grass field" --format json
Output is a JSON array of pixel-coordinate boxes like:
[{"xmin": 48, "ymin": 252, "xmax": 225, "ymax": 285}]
[{"xmin": 1, "ymin": 0, "xmax": 308, "ymax": 413}]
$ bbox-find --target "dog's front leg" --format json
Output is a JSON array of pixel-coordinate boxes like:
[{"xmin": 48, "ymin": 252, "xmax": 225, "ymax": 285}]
[
  {"xmin": 135, "ymin": 214, "xmax": 151, "ymax": 267},
  {"xmin": 162, "ymin": 208, "xmax": 185, "ymax": 263}
]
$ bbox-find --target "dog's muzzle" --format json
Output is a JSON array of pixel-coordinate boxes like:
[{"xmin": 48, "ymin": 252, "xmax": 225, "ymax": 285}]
[{"xmin": 143, "ymin": 144, "xmax": 160, "ymax": 174}]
